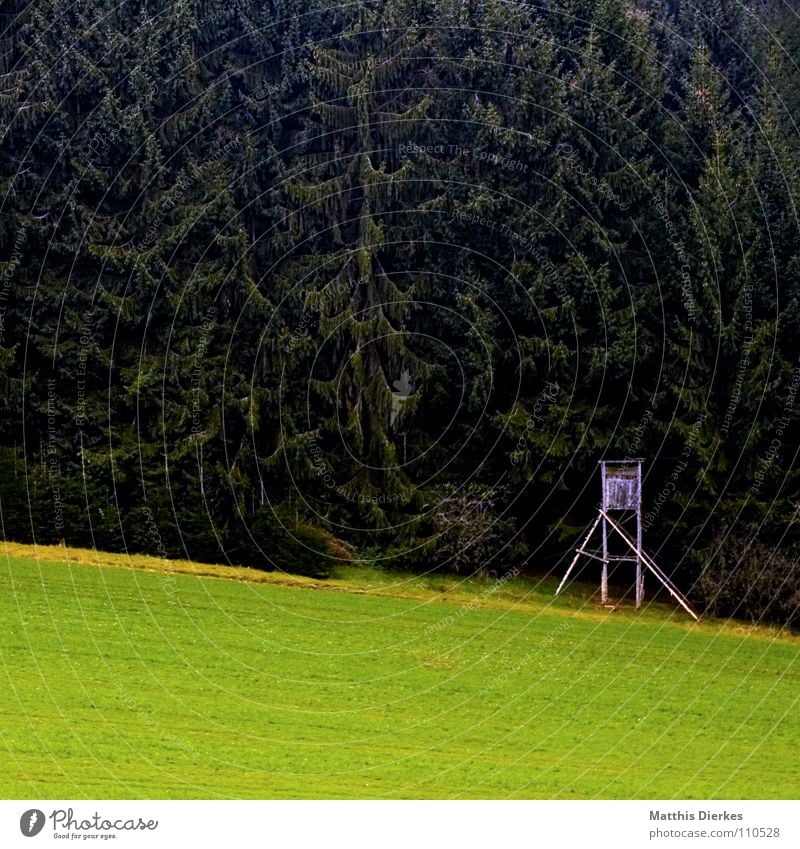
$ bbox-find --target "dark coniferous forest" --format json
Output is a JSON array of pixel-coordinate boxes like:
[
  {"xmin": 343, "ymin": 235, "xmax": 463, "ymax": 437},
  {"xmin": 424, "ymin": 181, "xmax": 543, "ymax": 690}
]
[{"xmin": 1, "ymin": 0, "xmax": 799, "ymax": 627}]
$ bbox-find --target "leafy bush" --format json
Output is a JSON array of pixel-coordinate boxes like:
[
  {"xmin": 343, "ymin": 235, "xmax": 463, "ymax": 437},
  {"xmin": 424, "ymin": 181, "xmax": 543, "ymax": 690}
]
[
  {"xmin": 699, "ymin": 527, "xmax": 800, "ymax": 630},
  {"xmin": 229, "ymin": 509, "xmax": 335, "ymax": 579},
  {"xmin": 389, "ymin": 485, "xmax": 527, "ymax": 575}
]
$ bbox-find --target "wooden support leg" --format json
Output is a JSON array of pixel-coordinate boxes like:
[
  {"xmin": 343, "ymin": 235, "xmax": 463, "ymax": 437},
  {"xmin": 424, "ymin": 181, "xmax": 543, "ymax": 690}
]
[
  {"xmin": 556, "ymin": 514, "xmax": 602, "ymax": 596},
  {"xmin": 601, "ymin": 513, "xmax": 608, "ymax": 604},
  {"xmin": 635, "ymin": 558, "xmax": 643, "ymax": 609},
  {"xmin": 636, "ymin": 496, "xmax": 644, "ymax": 608}
]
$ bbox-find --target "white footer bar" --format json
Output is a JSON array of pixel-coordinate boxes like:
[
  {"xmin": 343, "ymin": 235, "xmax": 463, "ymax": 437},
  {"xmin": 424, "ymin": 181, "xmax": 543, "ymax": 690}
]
[{"xmin": 2, "ymin": 800, "xmax": 796, "ymax": 849}]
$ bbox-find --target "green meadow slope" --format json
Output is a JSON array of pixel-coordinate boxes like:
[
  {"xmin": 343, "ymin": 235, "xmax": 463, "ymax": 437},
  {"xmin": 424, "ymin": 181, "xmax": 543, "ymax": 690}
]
[{"xmin": 1, "ymin": 543, "xmax": 798, "ymax": 799}]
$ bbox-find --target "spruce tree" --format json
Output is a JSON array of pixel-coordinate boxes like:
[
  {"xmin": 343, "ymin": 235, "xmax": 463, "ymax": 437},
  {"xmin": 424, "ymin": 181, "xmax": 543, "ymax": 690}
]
[{"xmin": 276, "ymin": 1, "xmax": 437, "ymax": 530}]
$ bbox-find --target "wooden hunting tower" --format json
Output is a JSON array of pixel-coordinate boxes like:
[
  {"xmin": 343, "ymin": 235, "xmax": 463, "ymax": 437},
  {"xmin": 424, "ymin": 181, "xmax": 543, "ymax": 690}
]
[
  {"xmin": 600, "ymin": 459, "xmax": 643, "ymax": 606},
  {"xmin": 555, "ymin": 459, "xmax": 698, "ymax": 620}
]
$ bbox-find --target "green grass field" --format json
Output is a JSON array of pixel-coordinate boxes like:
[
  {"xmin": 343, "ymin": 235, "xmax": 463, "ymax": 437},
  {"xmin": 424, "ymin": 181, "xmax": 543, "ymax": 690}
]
[{"xmin": 1, "ymin": 542, "xmax": 798, "ymax": 799}]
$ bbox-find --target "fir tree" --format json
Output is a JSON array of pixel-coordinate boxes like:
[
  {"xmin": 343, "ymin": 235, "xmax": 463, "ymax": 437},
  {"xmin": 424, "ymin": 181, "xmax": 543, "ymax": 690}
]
[{"xmin": 276, "ymin": 1, "xmax": 437, "ymax": 531}]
